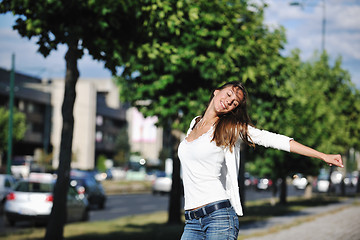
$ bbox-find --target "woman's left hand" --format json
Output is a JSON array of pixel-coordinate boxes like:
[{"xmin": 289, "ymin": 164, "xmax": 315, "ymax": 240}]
[{"xmin": 323, "ymin": 154, "xmax": 344, "ymax": 168}]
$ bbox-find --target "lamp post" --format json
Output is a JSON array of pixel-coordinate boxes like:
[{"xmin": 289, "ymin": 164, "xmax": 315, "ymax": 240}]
[
  {"xmin": 7, "ymin": 53, "xmax": 15, "ymax": 174},
  {"xmin": 290, "ymin": 0, "xmax": 326, "ymax": 52}
]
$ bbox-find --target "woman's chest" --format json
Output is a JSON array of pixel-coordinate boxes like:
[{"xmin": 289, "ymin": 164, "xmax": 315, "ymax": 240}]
[{"xmin": 179, "ymin": 135, "xmax": 225, "ymax": 166}]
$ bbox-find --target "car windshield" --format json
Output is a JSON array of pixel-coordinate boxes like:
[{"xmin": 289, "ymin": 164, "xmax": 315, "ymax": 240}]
[
  {"xmin": 15, "ymin": 181, "xmax": 53, "ymax": 193},
  {"xmin": 318, "ymin": 174, "xmax": 329, "ymax": 180}
]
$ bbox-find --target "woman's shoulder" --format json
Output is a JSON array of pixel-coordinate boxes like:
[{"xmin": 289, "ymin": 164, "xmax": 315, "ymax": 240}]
[{"xmin": 189, "ymin": 116, "xmax": 201, "ymax": 128}]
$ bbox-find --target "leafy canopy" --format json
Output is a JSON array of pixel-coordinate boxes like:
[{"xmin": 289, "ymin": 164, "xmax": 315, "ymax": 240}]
[
  {"xmin": 0, "ymin": 0, "xmax": 144, "ymax": 73},
  {"xmin": 116, "ymin": 0, "xmax": 287, "ymax": 132}
]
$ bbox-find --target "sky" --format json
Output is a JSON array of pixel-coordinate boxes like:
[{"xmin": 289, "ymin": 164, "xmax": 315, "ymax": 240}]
[{"xmin": 0, "ymin": 0, "xmax": 359, "ymax": 88}]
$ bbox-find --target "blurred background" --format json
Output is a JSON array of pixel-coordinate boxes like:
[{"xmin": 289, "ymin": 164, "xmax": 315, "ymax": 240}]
[{"xmin": 0, "ymin": 0, "xmax": 359, "ymax": 238}]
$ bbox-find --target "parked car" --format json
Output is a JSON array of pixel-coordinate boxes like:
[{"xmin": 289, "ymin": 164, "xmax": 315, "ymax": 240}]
[
  {"xmin": 256, "ymin": 177, "xmax": 273, "ymax": 190},
  {"xmin": 152, "ymin": 174, "xmax": 172, "ymax": 195},
  {"xmin": 244, "ymin": 172, "xmax": 258, "ymax": 189},
  {"xmin": 4, "ymin": 176, "xmax": 89, "ymax": 226},
  {"xmin": 11, "ymin": 156, "xmax": 34, "ymax": 179},
  {"xmin": 70, "ymin": 170, "xmax": 107, "ymax": 209},
  {"xmin": 314, "ymin": 174, "xmax": 330, "ymax": 193},
  {"xmin": 0, "ymin": 174, "xmax": 17, "ymax": 211},
  {"xmin": 292, "ymin": 173, "xmax": 308, "ymax": 190}
]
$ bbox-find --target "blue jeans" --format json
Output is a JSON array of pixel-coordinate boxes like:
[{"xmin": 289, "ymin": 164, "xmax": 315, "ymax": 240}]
[{"xmin": 181, "ymin": 202, "xmax": 239, "ymax": 240}]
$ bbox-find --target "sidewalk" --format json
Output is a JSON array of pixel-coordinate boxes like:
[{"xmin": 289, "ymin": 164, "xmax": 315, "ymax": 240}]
[{"xmin": 238, "ymin": 197, "xmax": 360, "ymax": 240}]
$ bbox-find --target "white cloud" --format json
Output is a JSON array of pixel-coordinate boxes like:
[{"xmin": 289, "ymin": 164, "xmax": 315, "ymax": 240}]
[
  {"xmin": 264, "ymin": 0, "xmax": 360, "ymax": 87},
  {"xmin": 0, "ymin": 14, "xmax": 110, "ymax": 79}
]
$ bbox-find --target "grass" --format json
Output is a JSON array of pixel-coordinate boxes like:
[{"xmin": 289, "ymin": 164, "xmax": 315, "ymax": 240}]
[
  {"xmin": 0, "ymin": 212, "xmax": 184, "ymax": 240},
  {"xmin": 101, "ymin": 180, "xmax": 152, "ymax": 195},
  {"xmin": 0, "ymin": 196, "xmax": 350, "ymax": 240},
  {"xmin": 239, "ymin": 195, "xmax": 343, "ymax": 225}
]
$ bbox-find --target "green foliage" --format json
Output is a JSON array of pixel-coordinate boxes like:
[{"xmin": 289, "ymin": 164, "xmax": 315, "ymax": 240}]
[
  {"xmin": 116, "ymin": 0, "xmax": 287, "ymax": 132},
  {"xmin": 0, "ymin": 0, "xmax": 144, "ymax": 73},
  {"xmin": 96, "ymin": 154, "xmax": 107, "ymax": 172},
  {"xmin": 248, "ymin": 50, "xmax": 360, "ymax": 179},
  {"xmin": 113, "ymin": 125, "xmax": 130, "ymax": 166},
  {"xmin": 0, "ymin": 107, "xmax": 26, "ymax": 152}
]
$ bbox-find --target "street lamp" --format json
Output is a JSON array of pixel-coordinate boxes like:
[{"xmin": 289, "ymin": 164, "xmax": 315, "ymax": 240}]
[
  {"xmin": 290, "ymin": 0, "xmax": 326, "ymax": 52},
  {"xmin": 7, "ymin": 53, "xmax": 15, "ymax": 175}
]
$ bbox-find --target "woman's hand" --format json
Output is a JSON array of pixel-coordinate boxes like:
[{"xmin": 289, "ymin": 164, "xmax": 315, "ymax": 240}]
[{"xmin": 322, "ymin": 154, "xmax": 344, "ymax": 168}]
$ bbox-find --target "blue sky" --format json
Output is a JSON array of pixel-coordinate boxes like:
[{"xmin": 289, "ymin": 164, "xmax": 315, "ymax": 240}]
[{"xmin": 0, "ymin": 0, "xmax": 359, "ymax": 88}]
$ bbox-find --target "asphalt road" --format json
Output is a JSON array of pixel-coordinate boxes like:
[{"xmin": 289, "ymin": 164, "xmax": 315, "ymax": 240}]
[
  {"xmin": 89, "ymin": 186, "xmax": 305, "ymax": 222},
  {"xmin": 1, "ymin": 185, "xmax": 351, "ymax": 231},
  {"xmin": 89, "ymin": 193, "xmax": 170, "ymax": 221}
]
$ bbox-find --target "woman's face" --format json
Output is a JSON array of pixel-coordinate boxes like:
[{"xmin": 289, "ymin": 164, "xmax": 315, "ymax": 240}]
[{"xmin": 213, "ymin": 86, "xmax": 244, "ymax": 114}]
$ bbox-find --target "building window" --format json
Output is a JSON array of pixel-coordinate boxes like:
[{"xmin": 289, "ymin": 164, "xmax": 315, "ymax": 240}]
[
  {"xmin": 96, "ymin": 115, "xmax": 103, "ymax": 126},
  {"xmin": 27, "ymin": 102, "xmax": 34, "ymax": 113},
  {"xmin": 96, "ymin": 131, "xmax": 103, "ymax": 142},
  {"xmin": 18, "ymin": 100, "xmax": 25, "ymax": 111}
]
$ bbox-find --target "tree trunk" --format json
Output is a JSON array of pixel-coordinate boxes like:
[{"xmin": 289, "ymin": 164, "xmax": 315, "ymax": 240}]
[
  {"xmin": 271, "ymin": 179, "xmax": 278, "ymax": 206},
  {"xmin": 239, "ymin": 142, "xmax": 246, "ymax": 211},
  {"xmin": 167, "ymin": 127, "xmax": 182, "ymax": 225},
  {"xmin": 304, "ymin": 176, "xmax": 313, "ymax": 199},
  {"xmin": 327, "ymin": 166, "xmax": 335, "ymax": 195},
  {"xmin": 44, "ymin": 40, "xmax": 79, "ymax": 240},
  {"xmin": 279, "ymin": 176, "xmax": 287, "ymax": 205},
  {"xmin": 168, "ymin": 156, "xmax": 182, "ymax": 224},
  {"xmin": 357, "ymin": 170, "xmax": 360, "ymax": 194}
]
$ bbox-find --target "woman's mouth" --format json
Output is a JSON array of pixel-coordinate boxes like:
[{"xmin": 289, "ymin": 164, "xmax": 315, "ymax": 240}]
[{"xmin": 220, "ymin": 101, "xmax": 226, "ymax": 110}]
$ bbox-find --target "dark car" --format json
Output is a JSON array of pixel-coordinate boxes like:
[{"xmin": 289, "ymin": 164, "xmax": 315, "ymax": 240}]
[{"xmin": 70, "ymin": 171, "xmax": 106, "ymax": 209}]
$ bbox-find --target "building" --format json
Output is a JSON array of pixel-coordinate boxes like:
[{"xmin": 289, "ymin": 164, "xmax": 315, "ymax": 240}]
[
  {"xmin": 1, "ymin": 67, "xmax": 163, "ymax": 171},
  {"xmin": 126, "ymin": 107, "xmax": 163, "ymax": 165},
  {"xmin": 50, "ymin": 77, "xmax": 129, "ymax": 169},
  {"xmin": 0, "ymin": 68, "xmax": 52, "ymax": 168}
]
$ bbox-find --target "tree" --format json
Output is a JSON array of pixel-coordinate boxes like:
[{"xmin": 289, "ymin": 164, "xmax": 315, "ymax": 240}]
[
  {"xmin": 247, "ymin": 50, "xmax": 360, "ymax": 203},
  {"xmin": 115, "ymin": 0, "xmax": 288, "ymax": 223},
  {"xmin": 113, "ymin": 124, "xmax": 130, "ymax": 167},
  {"xmin": 0, "ymin": 1, "xmax": 145, "ymax": 239},
  {"xmin": 0, "ymin": 107, "xmax": 26, "ymax": 165},
  {"xmin": 96, "ymin": 154, "xmax": 107, "ymax": 172}
]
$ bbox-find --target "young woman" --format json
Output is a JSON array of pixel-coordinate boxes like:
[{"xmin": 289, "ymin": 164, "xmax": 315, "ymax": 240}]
[{"xmin": 178, "ymin": 81, "xmax": 343, "ymax": 240}]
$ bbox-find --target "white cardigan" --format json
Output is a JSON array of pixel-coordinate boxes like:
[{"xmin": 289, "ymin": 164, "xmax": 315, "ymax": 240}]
[{"xmin": 184, "ymin": 117, "xmax": 293, "ymax": 216}]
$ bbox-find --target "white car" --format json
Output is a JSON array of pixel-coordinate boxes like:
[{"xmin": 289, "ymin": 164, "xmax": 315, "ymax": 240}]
[
  {"xmin": 292, "ymin": 174, "xmax": 308, "ymax": 190},
  {"xmin": 315, "ymin": 174, "xmax": 330, "ymax": 192},
  {"xmin": 256, "ymin": 178, "xmax": 273, "ymax": 190},
  {"xmin": 4, "ymin": 177, "xmax": 89, "ymax": 226},
  {"xmin": 0, "ymin": 174, "xmax": 16, "ymax": 210},
  {"xmin": 152, "ymin": 175, "xmax": 172, "ymax": 194}
]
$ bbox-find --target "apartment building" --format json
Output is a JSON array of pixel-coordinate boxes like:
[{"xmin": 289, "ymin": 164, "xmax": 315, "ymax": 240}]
[
  {"xmin": 1, "ymin": 67, "xmax": 162, "ymax": 171},
  {"xmin": 0, "ymin": 68, "xmax": 52, "ymax": 162}
]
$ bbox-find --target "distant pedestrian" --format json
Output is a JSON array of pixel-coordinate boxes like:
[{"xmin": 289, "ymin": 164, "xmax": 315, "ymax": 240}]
[{"xmin": 178, "ymin": 81, "xmax": 343, "ymax": 240}]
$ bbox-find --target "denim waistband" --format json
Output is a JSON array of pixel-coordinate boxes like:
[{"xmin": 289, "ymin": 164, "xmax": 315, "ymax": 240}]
[{"xmin": 184, "ymin": 200, "xmax": 231, "ymax": 220}]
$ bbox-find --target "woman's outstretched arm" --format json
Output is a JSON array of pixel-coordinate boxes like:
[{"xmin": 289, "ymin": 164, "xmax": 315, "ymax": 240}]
[{"xmin": 289, "ymin": 140, "xmax": 344, "ymax": 168}]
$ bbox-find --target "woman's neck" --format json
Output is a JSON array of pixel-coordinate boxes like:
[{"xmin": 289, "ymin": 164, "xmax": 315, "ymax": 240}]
[{"xmin": 201, "ymin": 107, "xmax": 219, "ymax": 126}]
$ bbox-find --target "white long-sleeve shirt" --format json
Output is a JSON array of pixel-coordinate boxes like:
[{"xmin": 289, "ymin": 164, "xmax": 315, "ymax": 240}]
[{"xmin": 178, "ymin": 117, "xmax": 293, "ymax": 216}]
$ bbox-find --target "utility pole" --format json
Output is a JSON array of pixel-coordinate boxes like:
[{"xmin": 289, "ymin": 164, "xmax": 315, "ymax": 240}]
[
  {"xmin": 7, "ymin": 54, "xmax": 15, "ymax": 174},
  {"xmin": 321, "ymin": 0, "xmax": 326, "ymax": 52}
]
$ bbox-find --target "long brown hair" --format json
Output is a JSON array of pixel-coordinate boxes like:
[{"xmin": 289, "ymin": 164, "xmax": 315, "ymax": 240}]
[{"xmin": 197, "ymin": 82, "xmax": 254, "ymax": 151}]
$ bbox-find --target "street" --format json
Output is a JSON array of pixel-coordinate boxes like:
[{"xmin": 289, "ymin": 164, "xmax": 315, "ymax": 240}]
[
  {"xmin": 89, "ymin": 193, "xmax": 170, "ymax": 222},
  {"xmin": 0, "ymin": 184, "xmax": 306, "ymax": 232}
]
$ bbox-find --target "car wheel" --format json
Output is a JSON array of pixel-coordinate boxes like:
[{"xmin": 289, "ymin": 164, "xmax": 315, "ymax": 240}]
[
  {"xmin": 6, "ymin": 217, "xmax": 15, "ymax": 227},
  {"xmin": 98, "ymin": 200, "xmax": 105, "ymax": 209},
  {"xmin": 81, "ymin": 209, "xmax": 89, "ymax": 221}
]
